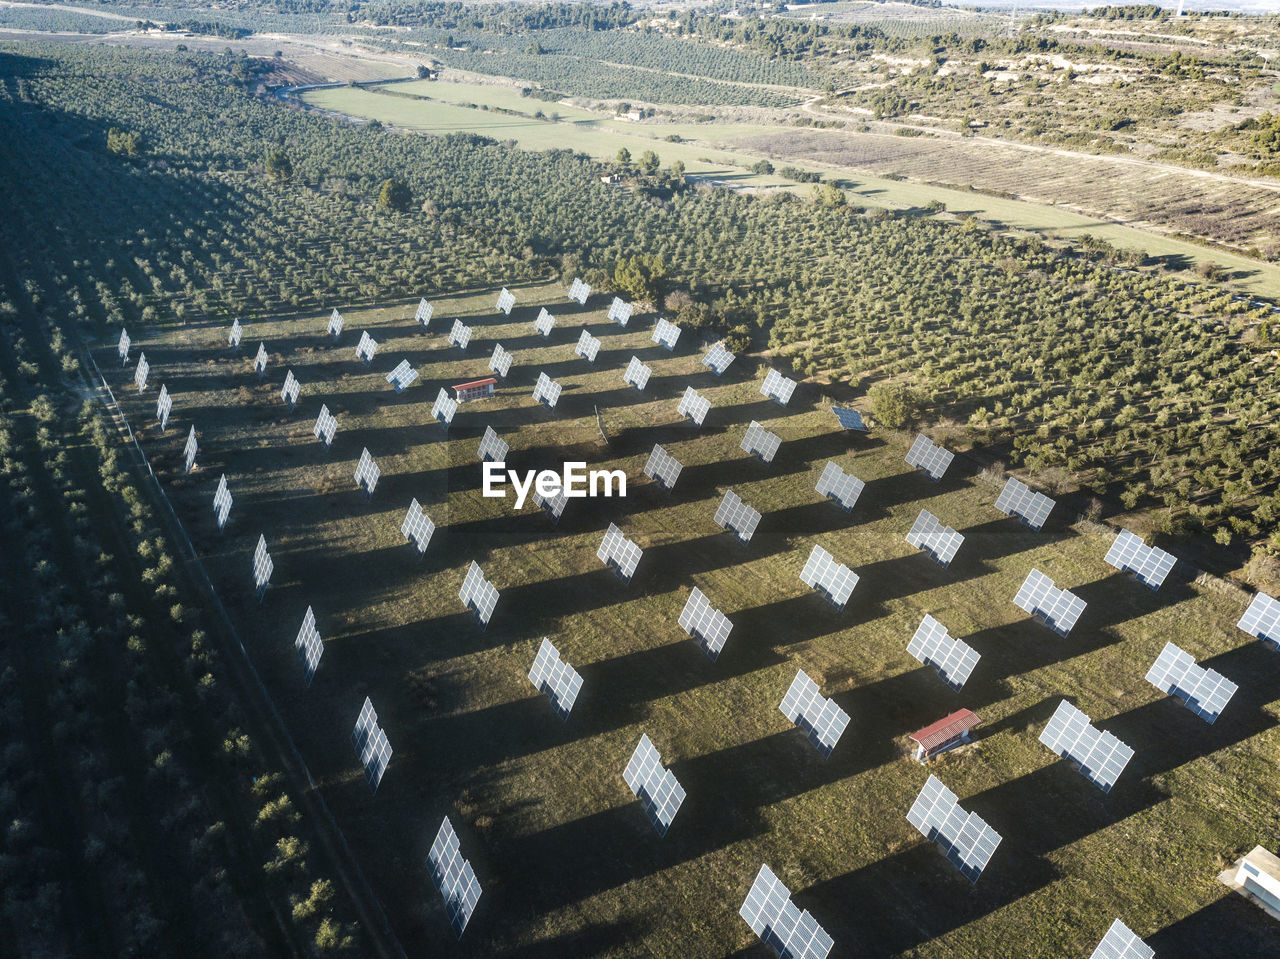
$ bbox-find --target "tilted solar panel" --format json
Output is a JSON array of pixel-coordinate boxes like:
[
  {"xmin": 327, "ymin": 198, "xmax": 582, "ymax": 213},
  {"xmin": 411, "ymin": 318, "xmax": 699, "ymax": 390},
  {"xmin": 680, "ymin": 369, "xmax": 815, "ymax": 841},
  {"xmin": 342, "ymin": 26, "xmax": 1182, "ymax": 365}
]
[
  {"xmin": 400, "ymin": 498, "xmax": 435, "ymax": 556},
  {"xmin": 432, "ymin": 388, "xmax": 458, "ymax": 427},
  {"xmin": 567, "ymin": 277, "xmax": 591, "ymax": 305},
  {"xmin": 597, "ymin": 523, "xmax": 642, "ymax": 583},
  {"xmin": 677, "ymin": 386, "xmax": 710, "ymax": 427},
  {"xmin": 1237, "ymin": 591, "xmax": 1280, "ymax": 647},
  {"xmin": 815, "ymin": 461, "xmax": 864, "ymax": 512},
  {"xmin": 294, "ymin": 606, "xmax": 323, "ymax": 686},
  {"xmin": 906, "ymin": 774, "xmax": 1001, "ymax": 883},
  {"xmin": 608, "ymin": 296, "xmax": 633, "ymax": 327},
  {"xmin": 229, "ymin": 318, "xmax": 242, "ymax": 349},
  {"xmin": 281, "ymin": 370, "xmax": 300, "ymax": 406},
  {"xmin": 575, "ymin": 329, "xmax": 601, "ymax": 362},
  {"xmin": 314, "ymin": 405, "xmax": 337, "ymax": 448},
  {"xmin": 448, "ymin": 319, "xmax": 472, "ymax": 351},
  {"xmin": 678, "ymin": 587, "xmax": 733, "ymax": 661},
  {"xmin": 623, "ymin": 355, "xmax": 651, "ymax": 391},
  {"xmin": 478, "ymin": 426, "xmax": 509, "ymax": 464},
  {"xmin": 532, "ymin": 372, "xmax": 561, "ymax": 409},
  {"xmin": 906, "ymin": 509, "xmax": 965, "ymax": 568},
  {"xmin": 1039, "ymin": 700, "xmax": 1134, "ymax": 793},
  {"xmin": 117, "ymin": 328, "xmax": 131, "ymax": 364},
  {"xmin": 1089, "ymin": 919, "xmax": 1154, "ymax": 959},
  {"xmin": 428, "ymin": 818, "xmax": 483, "ymax": 939},
  {"xmin": 183, "ymin": 425, "xmax": 198, "ymax": 473},
  {"xmin": 703, "ymin": 343, "xmax": 735, "ymax": 376},
  {"xmin": 355, "ymin": 330, "xmax": 377, "ymax": 363},
  {"xmin": 800, "ymin": 545, "xmax": 858, "ymax": 609},
  {"xmin": 1013, "ymin": 569, "xmax": 1086, "ymax": 637},
  {"xmin": 156, "ymin": 384, "xmax": 172, "ymax": 430},
  {"xmin": 905, "ymin": 434, "xmax": 953, "ymax": 481},
  {"xmin": 135, "ymin": 352, "xmax": 150, "ymax": 391},
  {"xmin": 742, "ymin": 421, "xmax": 782, "ymax": 464},
  {"xmin": 354, "ymin": 448, "xmax": 380, "ymax": 496},
  {"xmin": 761, "ymin": 369, "xmax": 797, "ymax": 406},
  {"xmin": 490, "ymin": 343, "xmax": 513, "ymax": 378},
  {"xmin": 907, "ymin": 615, "xmax": 979, "ymax": 691},
  {"xmin": 528, "ymin": 638, "xmax": 582, "ymax": 720},
  {"xmin": 328, "ymin": 308, "xmax": 344, "ymax": 338},
  {"xmin": 1104, "ymin": 529, "xmax": 1176, "ymax": 590},
  {"xmin": 496, "ymin": 287, "xmax": 515, "ymax": 315},
  {"xmin": 994, "ymin": 477, "xmax": 1054, "ymax": 530},
  {"xmin": 831, "ymin": 406, "xmax": 867, "ymax": 432},
  {"xmin": 739, "ymin": 864, "xmax": 834, "ymax": 959},
  {"xmin": 415, "ymin": 298, "xmax": 433, "ymax": 328},
  {"xmin": 644, "ymin": 444, "xmax": 682, "ymax": 492},
  {"xmin": 386, "ymin": 360, "xmax": 419, "ymax": 393},
  {"xmin": 534, "ymin": 307, "xmax": 555, "ymax": 337},
  {"xmin": 780, "ymin": 670, "xmax": 849, "ymax": 758},
  {"xmin": 714, "ymin": 489, "xmax": 761, "ymax": 544},
  {"xmin": 1145, "ymin": 642, "xmax": 1237, "ymax": 724},
  {"xmin": 653, "ymin": 318, "xmax": 680, "ymax": 351},
  {"xmin": 623, "ymin": 734, "xmax": 685, "ymax": 836},
  {"xmin": 459, "ymin": 560, "xmax": 499, "ymax": 627}
]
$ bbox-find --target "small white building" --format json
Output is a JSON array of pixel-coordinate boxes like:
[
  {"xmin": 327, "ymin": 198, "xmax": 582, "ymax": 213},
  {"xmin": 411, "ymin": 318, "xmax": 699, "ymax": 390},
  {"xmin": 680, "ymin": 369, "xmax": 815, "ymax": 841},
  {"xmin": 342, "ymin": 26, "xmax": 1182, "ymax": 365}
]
[{"xmin": 1220, "ymin": 846, "xmax": 1280, "ymax": 921}]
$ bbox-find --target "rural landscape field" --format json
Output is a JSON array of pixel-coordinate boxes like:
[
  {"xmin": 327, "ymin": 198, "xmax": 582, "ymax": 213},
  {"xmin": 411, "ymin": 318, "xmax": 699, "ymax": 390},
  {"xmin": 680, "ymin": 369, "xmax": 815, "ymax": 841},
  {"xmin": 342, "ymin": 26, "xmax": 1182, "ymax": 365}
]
[{"xmin": 1, "ymin": 1, "xmax": 1279, "ymax": 958}]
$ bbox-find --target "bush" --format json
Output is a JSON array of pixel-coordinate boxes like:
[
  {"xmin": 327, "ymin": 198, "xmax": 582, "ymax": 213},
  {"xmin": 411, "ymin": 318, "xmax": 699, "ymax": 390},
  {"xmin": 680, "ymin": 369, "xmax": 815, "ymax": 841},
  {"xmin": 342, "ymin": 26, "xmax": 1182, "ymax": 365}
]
[{"xmin": 868, "ymin": 382, "xmax": 922, "ymax": 429}]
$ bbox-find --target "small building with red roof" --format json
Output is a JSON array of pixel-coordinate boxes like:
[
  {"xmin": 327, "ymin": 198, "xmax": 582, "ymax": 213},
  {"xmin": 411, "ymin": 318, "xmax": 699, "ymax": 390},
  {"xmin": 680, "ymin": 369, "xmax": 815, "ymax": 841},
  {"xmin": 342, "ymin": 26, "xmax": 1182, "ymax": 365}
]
[{"xmin": 909, "ymin": 708, "xmax": 981, "ymax": 761}]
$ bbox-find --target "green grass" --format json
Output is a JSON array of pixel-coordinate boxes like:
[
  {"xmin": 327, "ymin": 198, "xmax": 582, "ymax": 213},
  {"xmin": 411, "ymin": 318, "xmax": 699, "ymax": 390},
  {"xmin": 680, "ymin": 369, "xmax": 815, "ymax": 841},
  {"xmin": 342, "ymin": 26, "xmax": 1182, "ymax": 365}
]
[{"xmin": 110, "ymin": 281, "xmax": 1280, "ymax": 956}]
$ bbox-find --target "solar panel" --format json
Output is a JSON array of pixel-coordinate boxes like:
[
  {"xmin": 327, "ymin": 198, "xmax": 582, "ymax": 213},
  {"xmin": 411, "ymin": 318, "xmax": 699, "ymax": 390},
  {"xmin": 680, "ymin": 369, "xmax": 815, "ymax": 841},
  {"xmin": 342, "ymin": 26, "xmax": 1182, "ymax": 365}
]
[
  {"xmin": 622, "ymin": 355, "xmax": 651, "ymax": 391},
  {"xmin": 1039, "ymin": 700, "xmax": 1134, "ymax": 793},
  {"xmin": 528, "ymin": 638, "xmax": 582, "ymax": 720},
  {"xmin": 213, "ymin": 474, "xmax": 232, "ymax": 531},
  {"xmin": 800, "ymin": 544, "xmax": 858, "ymax": 610},
  {"xmin": 400, "ymin": 498, "xmax": 435, "ymax": 556},
  {"xmin": 714, "ymin": 489, "xmax": 762, "ymax": 544},
  {"xmin": 1145, "ymin": 642, "xmax": 1237, "ymax": 724},
  {"xmin": 328, "ymin": 308, "xmax": 344, "ymax": 338},
  {"xmin": 183, "ymin": 425, "xmax": 198, "ymax": 473},
  {"xmin": 155, "ymin": 384, "xmax": 172, "ymax": 430},
  {"xmin": 739, "ymin": 863, "xmax": 834, "ymax": 959},
  {"xmin": 427, "ymin": 817, "xmax": 482, "ymax": 939},
  {"xmin": 459, "ymin": 561, "xmax": 499, "ymax": 627},
  {"xmin": 597, "ymin": 523, "xmax": 642, "ymax": 583},
  {"xmin": 532, "ymin": 372, "xmax": 561, "ymax": 409},
  {"xmin": 678, "ymin": 587, "xmax": 733, "ymax": 661},
  {"xmin": 281, "ymin": 370, "xmax": 301, "ymax": 407},
  {"xmin": 905, "ymin": 434, "xmax": 953, "ymax": 481},
  {"xmin": 652, "ymin": 318, "xmax": 680, "ymax": 351},
  {"xmin": 252, "ymin": 534, "xmax": 273, "ymax": 598},
  {"xmin": 906, "ymin": 509, "xmax": 965, "ymax": 568},
  {"xmin": 907, "ymin": 615, "xmax": 980, "ymax": 691},
  {"xmin": 354, "ymin": 448, "xmax": 380, "ymax": 497},
  {"xmin": 117, "ymin": 328, "xmax": 130, "ymax": 365},
  {"xmin": 607, "ymin": 297, "xmax": 633, "ymax": 327},
  {"xmin": 832, "ymin": 406, "xmax": 868, "ymax": 432},
  {"xmin": 780, "ymin": 670, "xmax": 850, "ymax": 758},
  {"xmin": 294, "ymin": 606, "xmax": 323, "ymax": 686},
  {"xmin": 478, "ymin": 426, "xmax": 508, "ymax": 464},
  {"xmin": 761, "ymin": 369, "xmax": 797, "ymax": 406},
  {"xmin": 568, "ymin": 277, "xmax": 591, "ymax": 305},
  {"xmin": 906, "ymin": 774, "xmax": 1002, "ymax": 883},
  {"xmin": 489, "ymin": 344, "xmax": 512, "ymax": 378},
  {"xmin": 742, "ymin": 421, "xmax": 782, "ymax": 464},
  {"xmin": 229, "ymin": 318, "xmax": 242, "ymax": 349},
  {"xmin": 314, "ymin": 404, "xmax": 337, "ymax": 449},
  {"xmin": 134, "ymin": 352, "xmax": 149, "ymax": 391},
  {"xmin": 350, "ymin": 696, "xmax": 392, "ymax": 794},
  {"xmin": 534, "ymin": 307, "xmax": 555, "ymax": 337},
  {"xmin": 703, "ymin": 343, "xmax": 735, "ymax": 376},
  {"xmin": 1238, "ymin": 591, "xmax": 1280, "ymax": 647},
  {"xmin": 355, "ymin": 331, "xmax": 377, "ymax": 364},
  {"xmin": 1089, "ymin": 919, "xmax": 1154, "ymax": 959},
  {"xmin": 677, "ymin": 386, "xmax": 710, "ymax": 427},
  {"xmin": 575, "ymin": 329, "xmax": 601, "ymax": 363},
  {"xmin": 1104, "ymin": 529, "xmax": 1176, "ymax": 590},
  {"xmin": 253, "ymin": 343, "xmax": 267, "ymax": 378},
  {"xmin": 432, "ymin": 388, "xmax": 458, "ymax": 428},
  {"xmin": 815, "ymin": 461, "xmax": 864, "ymax": 512},
  {"xmin": 623, "ymin": 734, "xmax": 685, "ymax": 835},
  {"xmin": 994, "ymin": 477, "xmax": 1054, "ymax": 530},
  {"xmin": 448, "ymin": 319, "xmax": 472, "ymax": 351},
  {"xmin": 386, "ymin": 360, "xmax": 419, "ymax": 393},
  {"xmin": 644, "ymin": 444, "xmax": 682, "ymax": 492},
  {"xmin": 533, "ymin": 486, "xmax": 568, "ymax": 523},
  {"xmin": 1013, "ymin": 569, "xmax": 1086, "ymax": 636},
  {"xmin": 415, "ymin": 298, "xmax": 433, "ymax": 329},
  {"xmin": 496, "ymin": 287, "xmax": 515, "ymax": 315}
]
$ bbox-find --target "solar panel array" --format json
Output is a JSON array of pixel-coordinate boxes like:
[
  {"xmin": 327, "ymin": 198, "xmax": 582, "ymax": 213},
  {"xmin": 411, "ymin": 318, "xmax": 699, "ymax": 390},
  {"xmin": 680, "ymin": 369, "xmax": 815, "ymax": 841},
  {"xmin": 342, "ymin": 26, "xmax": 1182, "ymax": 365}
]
[
  {"xmin": 678, "ymin": 588, "xmax": 733, "ymax": 661},
  {"xmin": 534, "ymin": 486, "xmax": 568, "ymax": 523},
  {"xmin": 739, "ymin": 864, "xmax": 834, "ymax": 959},
  {"xmin": 496, "ymin": 287, "xmax": 515, "ymax": 315},
  {"xmin": 815, "ymin": 461, "xmax": 864, "ymax": 512},
  {"xmin": 281, "ymin": 370, "xmax": 301, "ymax": 407},
  {"xmin": 478, "ymin": 426, "xmax": 509, "ymax": 464},
  {"xmin": 623, "ymin": 734, "xmax": 685, "ymax": 836},
  {"xmin": 608, "ymin": 296, "xmax": 633, "ymax": 327},
  {"xmin": 401, "ymin": 498, "xmax": 435, "ymax": 557},
  {"xmin": 432, "ymin": 388, "xmax": 458, "ymax": 427},
  {"xmin": 780, "ymin": 670, "xmax": 850, "ymax": 758},
  {"xmin": 134, "ymin": 352, "xmax": 149, "ymax": 391},
  {"xmin": 183, "ymin": 425, "xmax": 198, "ymax": 473},
  {"xmin": 800, "ymin": 545, "xmax": 859, "ymax": 610},
  {"xmin": 761, "ymin": 369, "xmax": 797, "ymax": 406},
  {"xmin": 652, "ymin": 318, "xmax": 680, "ymax": 351},
  {"xmin": 714, "ymin": 489, "xmax": 762, "ymax": 544},
  {"xmin": 568, "ymin": 277, "xmax": 590, "ymax": 305},
  {"xmin": 490, "ymin": 344, "xmax": 512, "ymax": 378},
  {"xmin": 677, "ymin": 386, "xmax": 710, "ymax": 427},
  {"xmin": 1089, "ymin": 919, "xmax": 1154, "ymax": 959},
  {"xmin": 213, "ymin": 474, "xmax": 232, "ymax": 531},
  {"xmin": 907, "ymin": 615, "xmax": 980, "ymax": 691},
  {"xmin": 623, "ymin": 355, "xmax": 651, "ymax": 391},
  {"xmin": 428, "ymin": 817, "xmax": 483, "ymax": 939},
  {"xmin": 328, "ymin": 308, "xmax": 344, "ymax": 338},
  {"xmin": 252, "ymin": 534, "xmax": 273, "ymax": 596},
  {"xmin": 1013, "ymin": 569, "xmax": 1086, "ymax": 637},
  {"xmin": 117, "ymin": 328, "xmax": 130, "ymax": 364},
  {"xmin": 355, "ymin": 331, "xmax": 377, "ymax": 364},
  {"xmin": 532, "ymin": 372, "xmax": 561, "ymax": 409},
  {"xmin": 314, "ymin": 404, "xmax": 337, "ymax": 449},
  {"xmin": 528, "ymin": 638, "xmax": 583, "ymax": 720},
  {"xmin": 644, "ymin": 444, "xmax": 683, "ymax": 492},
  {"xmin": 1104, "ymin": 529, "xmax": 1176, "ymax": 590},
  {"xmin": 460, "ymin": 561, "xmax": 499, "ymax": 627},
  {"xmin": 449, "ymin": 319, "xmax": 472, "ymax": 351},
  {"xmin": 742, "ymin": 421, "xmax": 782, "ymax": 464},
  {"xmin": 1237, "ymin": 591, "xmax": 1280, "ymax": 647},
  {"xmin": 907, "ymin": 775, "xmax": 1002, "ymax": 882},
  {"xmin": 254, "ymin": 343, "xmax": 267, "ymax": 376},
  {"xmin": 415, "ymin": 298, "xmax": 433, "ymax": 328},
  {"xmin": 905, "ymin": 434, "xmax": 953, "ymax": 481},
  {"xmin": 351, "ymin": 696, "xmax": 392, "ymax": 794},
  {"xmin": 994, "ymin": 477, "xmax": 1054, "ymax": 530},
  {"xmin": 575, "ymin": 329, "xmax": 601, "ymax": 363},
  {"xmin": 703, "ymin": 343, "xmax": 735, "ymax": 376},
  {"xmin": 156, "ymin": 384, "xmax": 171, "ymax": 430},
  {"xmin": 831, "ymin": 406, "xmax": 868, "ymax": 432},
  {"xmin": 294, "ymin": 606, "xmax": 323, "ymax": 686},
  {"xmin": 534, "ymin": 307, "xmax": 555, "ymax": 337},
  {"xmin": 386, "ymin": 360, "xmax": 419, "ymax": 393},
  {"xmin": 355, "ymin": 448, "xmax": 380, "ymax": 496},
  {"xmin": 1145, "ymin": 642, "xmax": 1237, "ymax": 724},
  {"xmin": 229, "ymin": 318, "xmax": 242, "ymax": 349},
  {"xmin": 1039, "ymin": 700, "xmax": 1134, "ymax": 794},
  {"xmin": 906, "ymin": 509, "xmax": 965, "ymax": 568},
  {"xmin": 597, "ymin": 523, "xmax": 642, "ymax": 583}
]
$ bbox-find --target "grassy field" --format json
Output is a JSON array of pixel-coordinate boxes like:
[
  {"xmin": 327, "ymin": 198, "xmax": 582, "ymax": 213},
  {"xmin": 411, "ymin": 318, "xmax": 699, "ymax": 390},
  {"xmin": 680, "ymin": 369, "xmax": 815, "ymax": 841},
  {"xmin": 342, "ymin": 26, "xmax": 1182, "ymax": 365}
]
[{"xmin": 105, "ymin": 281, "xmax": 1280, "ymax": 957}]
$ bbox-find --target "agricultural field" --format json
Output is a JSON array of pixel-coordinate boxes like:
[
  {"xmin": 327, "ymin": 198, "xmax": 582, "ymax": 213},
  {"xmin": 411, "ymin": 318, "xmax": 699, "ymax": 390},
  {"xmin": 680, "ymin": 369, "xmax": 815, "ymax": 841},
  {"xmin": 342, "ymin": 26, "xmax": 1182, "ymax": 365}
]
[{"xmin": 103, "ymin": 281, "xmax": 1280, "ymax": 956}]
